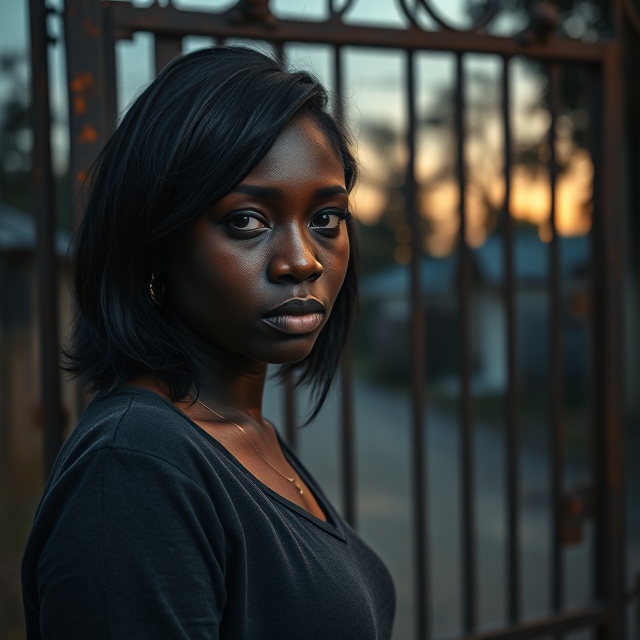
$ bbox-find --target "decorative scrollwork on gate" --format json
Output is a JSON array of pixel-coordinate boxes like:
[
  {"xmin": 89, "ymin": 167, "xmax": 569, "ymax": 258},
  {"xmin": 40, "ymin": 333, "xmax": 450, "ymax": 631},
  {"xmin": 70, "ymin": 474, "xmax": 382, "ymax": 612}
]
[
  {"xmin": 223, "ymin": 0, "xmax": 503, "ymax": 31},
  {"xmin": 328, "ymin": 0, "xmax": 358, "ymax": 20},
  {"xmin": 396, "ymin": 0, "xmax": 500, "ymax": 32}
]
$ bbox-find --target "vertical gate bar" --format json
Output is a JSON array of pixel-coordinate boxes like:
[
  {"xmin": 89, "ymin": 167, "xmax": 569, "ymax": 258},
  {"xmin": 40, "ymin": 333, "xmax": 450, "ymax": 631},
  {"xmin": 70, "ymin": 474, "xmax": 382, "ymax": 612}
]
[
  {"xmin": 603, "ymin": 40, "xmax": 626, "ymax": 640},
  {"xmin": 154, "ymin": 35, "xmax": 183, "ymax": 75},
  {"xmin": 456, "ymin": 52, "xmax": 477, "ymax": 635},
  {"xmin": 587, "ymin": 62, "xmax": 606, "ymax": 640},
  {"xmin": 589, "ymin": 44, "xmax": 626, "ymax": 640},
  {"xmin": 283, "ymin": 371, "xmax": 297, "ymax": 452},
  {"xmin": 598, "ymin": 42, "xmax": 626, "ymax": 640},
  {"xmin": 29, "ymin": 0, "xmax": 64, "ymax": 477},
  {"xmin": 334, "ymin": 45, "xmax": 357, "ymax": 528},
  {"xmin": 340, "ymin": 349, "xmax": 356, "ymax": 527},
  {"xmin": 332, "ymin": 45, "xmax": 343, "ymax": 124},
  {"xmin": 546, "ymin": 63, "xmax": 564, "ymax": 625},
  {"xmin": 64, "ymin": 0, "xmax": 110, "ymax": 422},
  {"xmin": 406, "ymin": 50, "xmax": 429, "ymax": 640},
  {"xmin": 501, "ymin": 56, "xmax": 520, "ymax": 625},
  {"xmin": 63, "ymin": 0, "xmax": 108, "ymax": 227},
  {"xmin": 102, "ymin": 4, "xmax": 118, "ymax": 137}
]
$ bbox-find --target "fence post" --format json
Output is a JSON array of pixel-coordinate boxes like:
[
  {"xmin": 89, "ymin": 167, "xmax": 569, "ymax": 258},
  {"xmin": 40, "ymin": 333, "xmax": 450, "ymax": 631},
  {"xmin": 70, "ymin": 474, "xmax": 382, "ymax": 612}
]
[{"xmin": 29, "ymin": 0, "xmax": 64, "ymax": 477}]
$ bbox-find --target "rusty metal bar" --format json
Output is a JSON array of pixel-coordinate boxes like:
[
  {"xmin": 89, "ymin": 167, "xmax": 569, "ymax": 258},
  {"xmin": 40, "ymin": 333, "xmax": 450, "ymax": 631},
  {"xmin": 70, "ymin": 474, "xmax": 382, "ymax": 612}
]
[
  {"xmin": 452, "ymin": 606, "xmax": 606, "ymax": 640},
  {"xmin": 102, "ymin": 4, "xmax": 118, "ymax": 135},
  {"xmin": 585, "ymin": 62, "xmax": 605, "ymax": 640},
  {"xmin": 339, "ymin": 351, "xmax": 356, "ymax": 527},
  {"xmin": 456, "ymin": 51, "xmax": 476, "ymax": 635},
  {"xmin": 501, "ymin": 55, "xmax": 520, "ymax": 626},
  {"xmin": 589, "ymin": 60, "xmax": 611, "ymax": 640},
  {"xmin": 106, "ymin": 2, "xmax": 611, "ymax": 62},
  {"xmin": 546, "ymin": 62, "xmax": 564, "ymax": 623},
  {"xmin": 406, "ymin": 50, "xmax": 429, "ymax": 640},
  {"xmin": 64, "ymin": 0, "xmax": 111, "ymax": 427},
  {"xmin": 64, "ymin": 0, "xmax": 109, "ymax": 227},
  {"xmin": 332, "ymin": 45, "xmax": 343, "ymax": 123},
  {"xmin": 283, "ymin": 371, "xmax": 297, "ymax": 452},
  {"xmin": 154, "ymin": 34, "xmax": 183, "ymax": 74},
  {"xmin": 589, "ymin": 43, "xmax": 626, "ymax": 640},
  {"xmin": 29, "ymin": 0, "xmax": 64, "ymax": 477},
  {"xmin": 612, "ymin": 0, "xmax": 625, "ymax": 37},
  {"xmin": 600, "ymin": 41, "xmax": 626, "ymax": 640},
  {"xmin": 334, "ymin": 45, "xmax": 356, "ymax": 529}
]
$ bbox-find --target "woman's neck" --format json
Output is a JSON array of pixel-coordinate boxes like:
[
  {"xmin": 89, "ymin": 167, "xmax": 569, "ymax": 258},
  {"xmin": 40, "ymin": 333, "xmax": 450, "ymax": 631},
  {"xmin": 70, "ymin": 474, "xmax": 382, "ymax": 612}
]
[
  {"xmin": 131, "ymin": 315, "xmax": 269, "ymax": 424},
  {"xmin": 189, "ymin": 350, "xmax": 268, "ymax": 423}
]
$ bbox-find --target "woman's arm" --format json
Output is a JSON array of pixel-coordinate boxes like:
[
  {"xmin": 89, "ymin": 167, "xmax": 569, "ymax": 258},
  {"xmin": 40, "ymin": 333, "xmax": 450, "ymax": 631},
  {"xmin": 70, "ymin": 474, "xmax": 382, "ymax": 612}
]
[{"xmin": 31, "ymin": 447, "xmax": 226, "ymax": 639}]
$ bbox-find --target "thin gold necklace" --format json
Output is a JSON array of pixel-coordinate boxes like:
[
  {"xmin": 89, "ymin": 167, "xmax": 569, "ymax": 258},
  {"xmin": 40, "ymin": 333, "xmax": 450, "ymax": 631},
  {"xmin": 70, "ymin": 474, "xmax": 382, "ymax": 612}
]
[{"xmin": 197, "ymin": 399, "xmax": 304, "ymax": 496}]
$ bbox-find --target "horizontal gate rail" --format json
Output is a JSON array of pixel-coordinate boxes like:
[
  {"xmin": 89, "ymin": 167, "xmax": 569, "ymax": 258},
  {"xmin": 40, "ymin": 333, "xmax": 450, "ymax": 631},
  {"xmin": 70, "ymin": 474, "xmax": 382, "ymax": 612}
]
[
  {"xmin": 453, "ymin": 606, "xmax": 607, "ymax": 640},
  {"xmin": 106, "ymin": 2, "xmax": 612, "ymax": 62}
]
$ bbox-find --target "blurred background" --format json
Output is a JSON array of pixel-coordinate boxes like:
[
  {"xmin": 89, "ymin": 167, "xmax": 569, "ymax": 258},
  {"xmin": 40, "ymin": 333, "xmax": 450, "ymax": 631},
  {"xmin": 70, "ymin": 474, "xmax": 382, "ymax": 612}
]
[{"xmin": 1, "ymin": 1, "xmax": 639, "ymax": 639}]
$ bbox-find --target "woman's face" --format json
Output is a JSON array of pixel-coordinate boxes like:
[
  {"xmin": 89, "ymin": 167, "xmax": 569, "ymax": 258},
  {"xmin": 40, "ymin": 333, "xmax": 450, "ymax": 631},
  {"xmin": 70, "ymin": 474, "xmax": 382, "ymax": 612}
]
[{"xmin": 167, "ymin": 114, "xmax": 351, "ymax": 367}]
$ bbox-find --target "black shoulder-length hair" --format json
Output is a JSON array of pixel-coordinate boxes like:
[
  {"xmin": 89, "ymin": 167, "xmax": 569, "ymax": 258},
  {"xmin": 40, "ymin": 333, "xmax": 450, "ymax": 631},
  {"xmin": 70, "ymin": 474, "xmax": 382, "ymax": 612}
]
[{"xmin": 65, "ymin": 45, "xmax": 359, "ymax": 423}]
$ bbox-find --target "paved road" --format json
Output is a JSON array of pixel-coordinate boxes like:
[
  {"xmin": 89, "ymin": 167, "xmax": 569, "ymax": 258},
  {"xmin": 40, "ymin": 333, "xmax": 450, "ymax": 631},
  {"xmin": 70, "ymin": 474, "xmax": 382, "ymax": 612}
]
[{"xmin": 264, "ymin": 374, "xmax": 639, "ymax": 640}]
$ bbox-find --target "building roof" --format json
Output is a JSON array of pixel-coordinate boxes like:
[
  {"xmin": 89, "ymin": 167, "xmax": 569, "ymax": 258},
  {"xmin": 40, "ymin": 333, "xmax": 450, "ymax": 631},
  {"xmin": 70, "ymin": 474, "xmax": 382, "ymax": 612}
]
[
  {"xmin": 0, "ymin": 202, "xmax": 71, "ymax": 257},
  {"xmin": 360, "ymin": 231, "xmax": 589, "ymax": 297},
  {"xmin": 474, "ymin": 232, "xmax": 589, "ymax": 286}
]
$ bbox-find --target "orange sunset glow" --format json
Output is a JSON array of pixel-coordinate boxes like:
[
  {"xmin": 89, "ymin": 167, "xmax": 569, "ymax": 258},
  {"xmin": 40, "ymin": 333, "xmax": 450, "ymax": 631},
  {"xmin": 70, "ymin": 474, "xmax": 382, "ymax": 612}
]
[{"xmin": 352, "ymin": 146, "xmax": 593, "ymax": 258}]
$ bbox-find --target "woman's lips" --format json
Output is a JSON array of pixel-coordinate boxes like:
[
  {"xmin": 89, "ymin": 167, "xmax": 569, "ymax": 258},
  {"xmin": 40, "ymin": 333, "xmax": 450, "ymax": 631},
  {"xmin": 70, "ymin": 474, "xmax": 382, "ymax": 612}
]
[
  {"xmin": 261, "ymin": 313, "xmax": 324, "ymax": 334},
  {"xmin": 262, "ymin": 298, "xmax": 326, "ymax": 334}
]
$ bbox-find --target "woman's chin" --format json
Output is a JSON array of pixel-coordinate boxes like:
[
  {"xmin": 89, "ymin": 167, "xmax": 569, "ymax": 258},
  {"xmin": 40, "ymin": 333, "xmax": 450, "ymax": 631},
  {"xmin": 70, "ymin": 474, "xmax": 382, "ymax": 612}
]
[{"xmin": 262, "ymin": 340, "xmax": 317, "ymax": 366}]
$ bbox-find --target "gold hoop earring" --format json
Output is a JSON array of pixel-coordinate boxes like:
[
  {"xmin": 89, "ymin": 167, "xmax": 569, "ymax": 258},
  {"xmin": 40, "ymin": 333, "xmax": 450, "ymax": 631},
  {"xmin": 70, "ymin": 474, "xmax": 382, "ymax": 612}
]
[{"xmin": 149, "ymin": 272, "xmax": 165, "ymax": 307}]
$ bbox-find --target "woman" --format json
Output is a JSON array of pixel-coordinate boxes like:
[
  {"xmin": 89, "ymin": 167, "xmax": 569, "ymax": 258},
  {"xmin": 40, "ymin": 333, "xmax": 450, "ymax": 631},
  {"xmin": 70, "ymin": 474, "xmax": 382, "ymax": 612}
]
[{"xmin": 22, "ymin": 47, "xmax": 395, "ymax": 639}]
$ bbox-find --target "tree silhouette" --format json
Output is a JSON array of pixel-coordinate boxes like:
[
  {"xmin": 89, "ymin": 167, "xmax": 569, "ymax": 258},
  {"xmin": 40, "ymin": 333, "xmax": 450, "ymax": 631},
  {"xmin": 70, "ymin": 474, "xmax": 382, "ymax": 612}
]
[{"xmin": 0, "ymin": 51, "xmax": 32, "ymax": 214}]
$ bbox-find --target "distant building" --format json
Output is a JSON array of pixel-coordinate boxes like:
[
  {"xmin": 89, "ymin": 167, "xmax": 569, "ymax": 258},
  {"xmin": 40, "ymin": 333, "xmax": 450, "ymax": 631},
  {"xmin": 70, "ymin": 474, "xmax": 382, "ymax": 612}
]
[
  {"xmin": 359, "ymin": 231, "xmax": 590, "ymax": 399},
  {"xmin": 0, "ymin": 202, "xmax": 73, "ymax": 497}
]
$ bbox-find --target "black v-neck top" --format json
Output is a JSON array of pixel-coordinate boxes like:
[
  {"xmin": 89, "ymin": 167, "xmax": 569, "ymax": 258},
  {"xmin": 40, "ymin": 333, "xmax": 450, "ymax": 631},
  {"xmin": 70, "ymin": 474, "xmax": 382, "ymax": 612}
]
[{"xmin": 21, "ymin": 387, "xmax": 395, "ymax": 639}]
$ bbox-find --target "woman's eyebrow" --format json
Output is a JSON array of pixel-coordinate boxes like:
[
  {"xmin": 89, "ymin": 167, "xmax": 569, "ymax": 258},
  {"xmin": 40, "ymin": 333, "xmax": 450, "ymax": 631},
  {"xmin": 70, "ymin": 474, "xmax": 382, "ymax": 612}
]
[
  {"xmin": 231, "ymin": 184, "xmax": 348, "ymax": 199},
  {"xmin": 313, "ymin": 185, "xmax": 348, "ymax": 198}
]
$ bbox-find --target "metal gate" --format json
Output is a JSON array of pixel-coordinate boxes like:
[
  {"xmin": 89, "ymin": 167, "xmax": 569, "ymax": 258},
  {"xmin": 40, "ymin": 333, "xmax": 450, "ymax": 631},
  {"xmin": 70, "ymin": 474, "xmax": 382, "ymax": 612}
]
[{"xmin": 29, "ymin": 0, "xmax": 634, "ymax": 638}]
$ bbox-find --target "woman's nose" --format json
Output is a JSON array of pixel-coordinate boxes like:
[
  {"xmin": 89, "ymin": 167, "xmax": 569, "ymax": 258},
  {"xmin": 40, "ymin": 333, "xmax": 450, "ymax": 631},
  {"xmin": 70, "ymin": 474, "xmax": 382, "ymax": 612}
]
[{"xmin": 268, "ymin": 225, "xmax": 323, "ymax": 284}]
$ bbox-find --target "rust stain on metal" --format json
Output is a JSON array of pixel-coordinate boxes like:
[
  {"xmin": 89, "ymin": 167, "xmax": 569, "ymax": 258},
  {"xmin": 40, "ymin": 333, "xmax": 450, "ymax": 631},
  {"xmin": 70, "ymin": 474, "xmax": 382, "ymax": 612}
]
[
  {"xmin": 83, "ymin": 17, "xmax": 100, "ymax": 37},
  {"xmin": 70, "ymin": 72, "xmax": 94, "ymax": 94},
  {"xmin": 73, "ymin": 96, "xmax": 88, "ymax": 115},
  {"xmin": 78, "ymin": 125, "xmax": 99, "ymax": 144}
]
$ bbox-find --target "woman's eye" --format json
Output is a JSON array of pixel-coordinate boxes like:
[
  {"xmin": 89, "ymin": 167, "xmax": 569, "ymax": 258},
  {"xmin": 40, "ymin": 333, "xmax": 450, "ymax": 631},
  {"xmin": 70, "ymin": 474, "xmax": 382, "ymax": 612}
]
[
  {"xmin": 310, "ymin": 210, "xmax": 348, "ymax": 230},
  {"xmin": 228, "ymin": 214, "xmax": 266, "ymax": 231}
]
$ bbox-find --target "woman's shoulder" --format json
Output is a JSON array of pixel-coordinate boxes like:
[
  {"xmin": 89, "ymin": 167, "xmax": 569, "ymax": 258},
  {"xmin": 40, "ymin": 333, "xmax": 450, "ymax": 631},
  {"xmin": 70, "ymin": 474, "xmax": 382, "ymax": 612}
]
[
  {"xmin": 88, "ymin": 386, "xmax": 196, "ymax": 445},
  {"xmin": 48, "ymin": 387, "xmax": 220, "ymax": 489}
]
